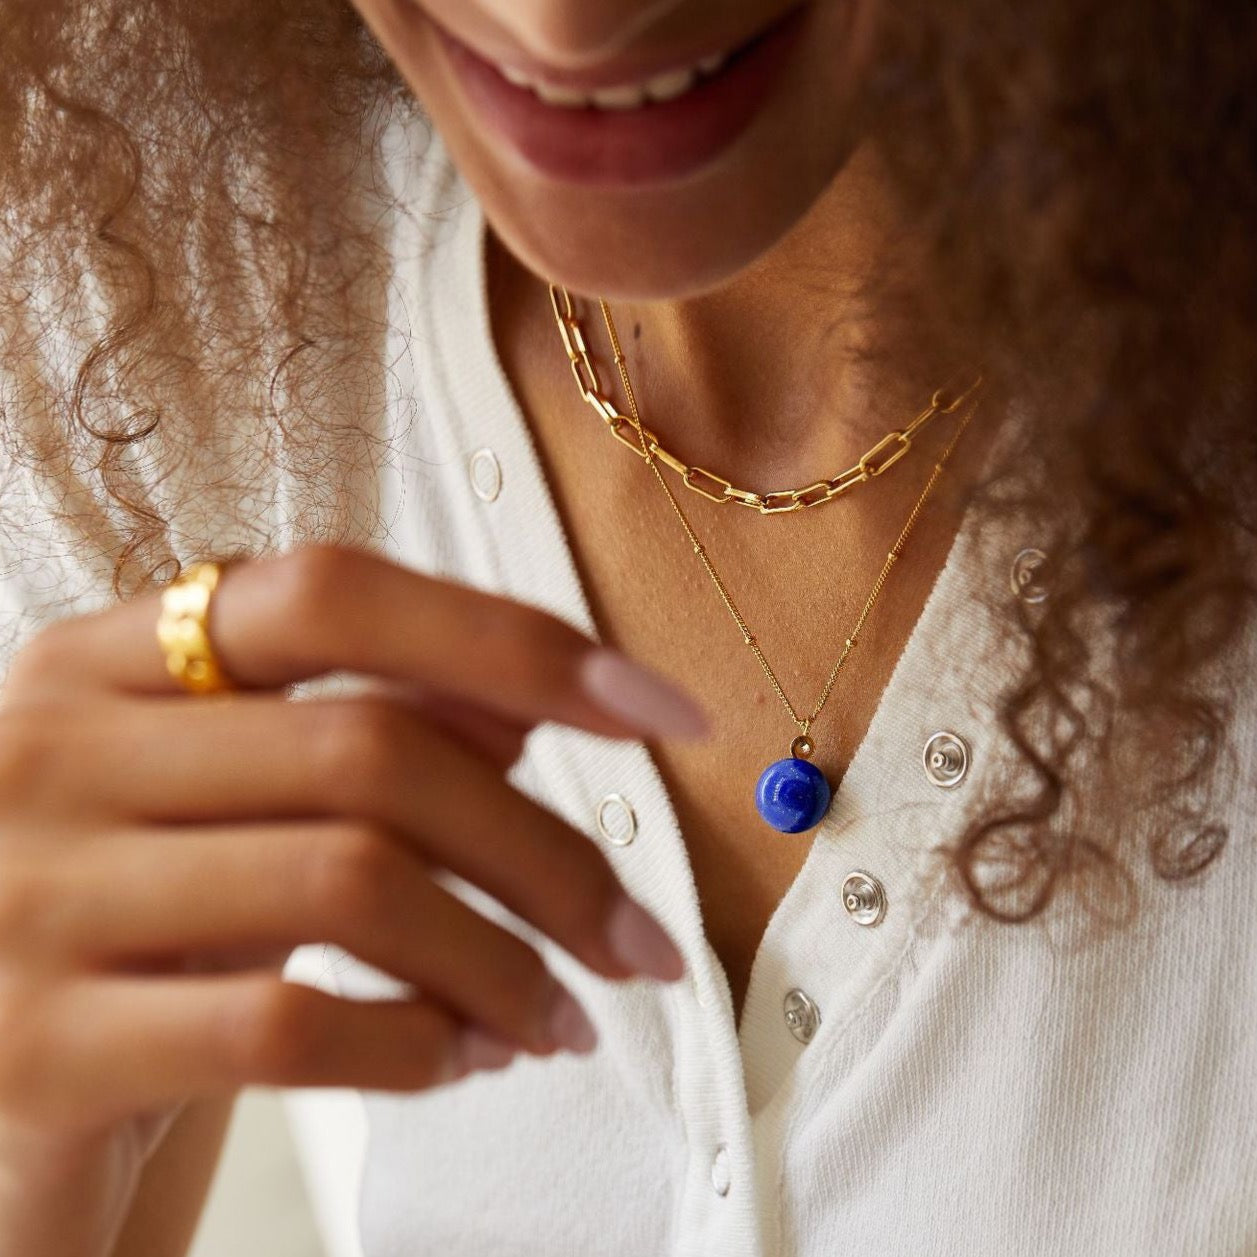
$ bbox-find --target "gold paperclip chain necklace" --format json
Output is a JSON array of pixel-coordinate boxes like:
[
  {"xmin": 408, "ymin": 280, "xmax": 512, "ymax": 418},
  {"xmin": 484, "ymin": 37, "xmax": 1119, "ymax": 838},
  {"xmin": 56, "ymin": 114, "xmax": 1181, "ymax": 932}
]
[
  {"xmin": 548, "ymin": 284, "xmax": 985, "ymax": 833},
  {"xmin": 549, "ymin": 283, "xmax": 982, "ymax": 515}
]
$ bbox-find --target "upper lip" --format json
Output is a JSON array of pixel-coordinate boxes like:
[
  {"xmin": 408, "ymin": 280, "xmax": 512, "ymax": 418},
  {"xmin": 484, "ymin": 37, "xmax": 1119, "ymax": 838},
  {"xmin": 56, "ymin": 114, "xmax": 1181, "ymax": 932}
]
[{"xmin": 430, "ymin": 3, "xmax": 806, "ymax": 91}]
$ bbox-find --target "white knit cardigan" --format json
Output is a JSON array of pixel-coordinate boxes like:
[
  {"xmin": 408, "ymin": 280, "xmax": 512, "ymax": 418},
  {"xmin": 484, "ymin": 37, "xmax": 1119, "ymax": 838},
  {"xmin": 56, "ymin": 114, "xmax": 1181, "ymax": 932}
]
[{"xmin": 2, "ymin": 103, "xmax": 1254, "ymax": 1257}]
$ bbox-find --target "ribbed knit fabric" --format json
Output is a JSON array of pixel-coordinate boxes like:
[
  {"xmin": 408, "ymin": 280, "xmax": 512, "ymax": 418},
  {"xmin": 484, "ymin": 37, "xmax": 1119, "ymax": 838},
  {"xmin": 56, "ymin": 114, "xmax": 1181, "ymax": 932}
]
[
  {"xmin": 287, "ymin": 109, "xmax": 1257, "ymax": 1257},
  {"xmin": 3, "ymin": 100, "xmax": 1255, "ymax": 1256}
]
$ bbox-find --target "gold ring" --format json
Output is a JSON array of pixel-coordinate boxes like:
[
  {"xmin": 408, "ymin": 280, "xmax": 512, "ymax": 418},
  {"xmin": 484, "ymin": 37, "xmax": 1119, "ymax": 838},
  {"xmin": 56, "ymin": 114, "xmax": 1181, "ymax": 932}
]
[{"xmin": 155, "ymin": 560, "xmax": 238, "ymax": 695}]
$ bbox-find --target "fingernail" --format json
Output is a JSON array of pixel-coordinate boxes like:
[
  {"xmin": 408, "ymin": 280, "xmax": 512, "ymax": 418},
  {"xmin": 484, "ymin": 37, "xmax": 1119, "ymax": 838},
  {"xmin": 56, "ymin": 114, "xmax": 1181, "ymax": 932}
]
[
  {"xmin": 606, "ymin": 896, "xmax": 687, "ymax": 982},
  {"xmin": 546, "ymin": 988, "xmax": 599, "ymax": 1054},
  {"xmin": 579, "ymin": 647, "xmax": 711, "ymax": 740},
  {"xmin": 457, "ymin": 1027, "xmax": 520, "ymax": 1074}
]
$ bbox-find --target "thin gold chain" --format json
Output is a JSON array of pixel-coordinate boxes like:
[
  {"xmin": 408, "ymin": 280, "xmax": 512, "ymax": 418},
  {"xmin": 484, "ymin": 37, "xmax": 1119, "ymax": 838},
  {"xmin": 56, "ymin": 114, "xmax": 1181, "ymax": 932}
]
[
  {"xmin": 561, "ymin": 291, "xmax": 985, "ymax": 741},
  {"xmin": 549, "ymin": 283, "xmax": 983, "ymax": 514}
]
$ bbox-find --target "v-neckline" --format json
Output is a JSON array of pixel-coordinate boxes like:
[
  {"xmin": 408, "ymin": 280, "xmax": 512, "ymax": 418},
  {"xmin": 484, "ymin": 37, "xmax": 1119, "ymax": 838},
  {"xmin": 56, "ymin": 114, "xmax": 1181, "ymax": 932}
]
[{"xmin": 450, "ymin": 190, "xmax": 1017, "ymax": 1054}]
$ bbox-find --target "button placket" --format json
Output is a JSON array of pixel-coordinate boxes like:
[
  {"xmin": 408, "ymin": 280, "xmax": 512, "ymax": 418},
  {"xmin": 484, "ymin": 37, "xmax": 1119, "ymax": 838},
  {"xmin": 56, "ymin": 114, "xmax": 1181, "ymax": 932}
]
[
  {"xmin": 690, "ymin": 966, "xmax": 713, "ymax": 1009},
  {"xmin": 434, "ymin": 197, "xmax": 766, "ymax": 1251},
  {"xmin": 709, "ymin": 1143, "xmax": 731, "ymax": 1197}
]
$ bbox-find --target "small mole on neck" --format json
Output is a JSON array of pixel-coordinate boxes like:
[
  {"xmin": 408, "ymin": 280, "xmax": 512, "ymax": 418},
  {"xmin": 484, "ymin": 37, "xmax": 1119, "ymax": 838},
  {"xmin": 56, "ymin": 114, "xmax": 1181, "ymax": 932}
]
[{"xmin": 634, "ymin": 322, "xmax": 642, "ymax": 340}]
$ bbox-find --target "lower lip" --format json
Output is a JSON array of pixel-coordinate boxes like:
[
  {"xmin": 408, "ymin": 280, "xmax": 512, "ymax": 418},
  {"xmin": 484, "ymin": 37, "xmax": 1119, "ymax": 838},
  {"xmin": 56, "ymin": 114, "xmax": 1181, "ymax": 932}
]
[{"xmin": 435, "ymin": 5, "xmax": 811, "ymax": 187}]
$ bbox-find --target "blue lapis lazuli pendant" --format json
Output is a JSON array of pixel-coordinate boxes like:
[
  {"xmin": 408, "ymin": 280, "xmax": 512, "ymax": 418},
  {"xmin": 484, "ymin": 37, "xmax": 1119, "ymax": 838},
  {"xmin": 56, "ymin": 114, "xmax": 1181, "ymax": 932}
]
[{"xmin": 754, "ymin": 736, "xmax": 832, "ymax": 833}]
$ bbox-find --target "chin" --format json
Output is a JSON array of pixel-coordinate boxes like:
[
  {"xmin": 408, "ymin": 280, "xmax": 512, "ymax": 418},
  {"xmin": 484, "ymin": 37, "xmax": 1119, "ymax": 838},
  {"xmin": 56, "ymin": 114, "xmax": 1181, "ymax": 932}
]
[
  {"xmin": 365, "ymin": 0, "xmax": 877, "ymax": 300},
  {"xmin": 444, "ymin": 93, "xmax": 865, "ymax": 302},
  {"xmin": 477, "ymin": 155, "xmax": 854, "ymax": 302}
]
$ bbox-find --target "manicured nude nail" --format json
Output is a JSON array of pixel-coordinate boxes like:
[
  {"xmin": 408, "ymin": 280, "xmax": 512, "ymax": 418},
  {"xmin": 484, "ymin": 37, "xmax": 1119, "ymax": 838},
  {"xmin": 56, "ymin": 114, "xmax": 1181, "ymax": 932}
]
[
  {"xmin": 457, "ymin": 1027, "xmax": 520, "ymax": 1074},
  {"xmin": 547, "ymin": 988, "xmax": 599, "ymax": 1054},
  {"xmin": 606, "ymin": 896, "xmax": 687, "ymax": 982},
  {"xmin": 579, "ymin": 647, "xmax": 711, "ymax": 740}
]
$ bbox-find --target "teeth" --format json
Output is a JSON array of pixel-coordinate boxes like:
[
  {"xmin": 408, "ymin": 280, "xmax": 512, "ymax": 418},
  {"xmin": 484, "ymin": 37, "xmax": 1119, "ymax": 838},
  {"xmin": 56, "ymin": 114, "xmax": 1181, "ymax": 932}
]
[
  {"xmin": 534, "ymin": 79, "xmax": 596, "ymax": 107},
  {"xmin": 590, "ymin": 82, "xmax": 647, "ymax": 110},
  {"xmin": 495, "ymin": 48, "xmax": 728, "ymax": 111},
  {"xmin": 644, "ymin": 66, "xmax": 698, "ymax": 103},
  {"xmin": 499, "ymin": 63, "xmax": 534, "ymax": 88}
]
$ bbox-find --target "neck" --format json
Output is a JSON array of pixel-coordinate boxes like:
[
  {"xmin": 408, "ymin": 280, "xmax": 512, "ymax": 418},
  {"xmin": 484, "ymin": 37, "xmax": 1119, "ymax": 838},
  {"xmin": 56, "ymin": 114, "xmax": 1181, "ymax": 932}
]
[{"xmin": 489, "ymin": 140, "xmax": 991, "ymax": 501}]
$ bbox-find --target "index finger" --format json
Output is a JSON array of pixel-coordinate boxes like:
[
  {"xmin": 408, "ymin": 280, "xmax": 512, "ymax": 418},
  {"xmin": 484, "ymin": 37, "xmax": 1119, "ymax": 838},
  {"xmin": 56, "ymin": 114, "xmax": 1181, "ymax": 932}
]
[{"xmin": 15, "ymin": 543, "xmax": 711, "ymax": 742}]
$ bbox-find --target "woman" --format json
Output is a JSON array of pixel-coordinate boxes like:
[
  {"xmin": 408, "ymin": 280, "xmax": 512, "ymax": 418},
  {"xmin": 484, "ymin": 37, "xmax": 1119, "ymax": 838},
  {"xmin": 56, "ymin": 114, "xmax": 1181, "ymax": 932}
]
[{"xmin": 0, "ymin": 0, "xmax": 1253, "ymax": 1253}]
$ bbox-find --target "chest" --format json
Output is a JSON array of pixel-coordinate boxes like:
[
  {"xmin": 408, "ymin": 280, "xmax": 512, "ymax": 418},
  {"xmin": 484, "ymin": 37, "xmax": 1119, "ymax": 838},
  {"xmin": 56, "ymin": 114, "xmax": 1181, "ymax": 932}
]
[
  {"xmin": 541, "ymin": 489, "xmax": 967, "ymax": 1025},
  {"xmin": 491, "ymin": 331, "xmax": 976, "ymax": 1031}
]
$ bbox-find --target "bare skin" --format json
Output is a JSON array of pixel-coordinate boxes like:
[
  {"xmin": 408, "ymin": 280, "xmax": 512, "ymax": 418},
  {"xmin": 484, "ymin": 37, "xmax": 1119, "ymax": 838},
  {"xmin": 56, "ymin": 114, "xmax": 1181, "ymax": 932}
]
[
  {"xmin": 349, "ymin": 0, "xmax": 1001, "ymax": 1023},
  {"xmin": 2, "ymin": 2, "xmax": 1007, "ymax": 1254},
  {"xmin": 357, "ymin": 0, "xmax": 884, "ymax": 301},
  {"xmin": 0, "ymin": 546, "xmax": 699, "ymax": 1254},
  {"xmin": 488, "ymin": 231, "xmax": 1003, "ymax": 1024}
]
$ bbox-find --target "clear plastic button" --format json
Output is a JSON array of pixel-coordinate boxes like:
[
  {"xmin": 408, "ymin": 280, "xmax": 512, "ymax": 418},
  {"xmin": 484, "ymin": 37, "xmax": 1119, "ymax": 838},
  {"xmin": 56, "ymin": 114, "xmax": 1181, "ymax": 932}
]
[
  {"xmin": 710, "ymin": 1144, "xmax": 731, "ymax": 1197},
  {"xmin": 595, "ymin": 793, "xmax": 637, "ymax": 847},
  {"xmin": 468, "ymin": 447, "xmax": 503, "ymax": 502}
]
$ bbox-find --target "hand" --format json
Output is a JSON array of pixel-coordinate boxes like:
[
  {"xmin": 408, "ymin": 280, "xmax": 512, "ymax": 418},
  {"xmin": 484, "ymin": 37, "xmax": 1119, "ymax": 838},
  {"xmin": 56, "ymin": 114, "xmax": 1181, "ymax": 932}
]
[{"xmin": 0, "ymin": 542, "xmax": 705, "ymax": 1252}]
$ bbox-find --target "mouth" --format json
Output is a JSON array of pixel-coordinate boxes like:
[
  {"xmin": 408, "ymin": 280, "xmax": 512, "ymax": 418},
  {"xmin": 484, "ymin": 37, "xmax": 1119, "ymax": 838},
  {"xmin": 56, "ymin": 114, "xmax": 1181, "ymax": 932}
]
[{"xmin": 425, "ymin": 4, "xmax": 814, "ymax": 187}]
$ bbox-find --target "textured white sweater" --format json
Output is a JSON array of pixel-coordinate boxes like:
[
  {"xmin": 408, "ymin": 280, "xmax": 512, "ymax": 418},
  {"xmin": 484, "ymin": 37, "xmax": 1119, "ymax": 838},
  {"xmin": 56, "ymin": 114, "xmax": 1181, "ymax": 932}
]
[{"xmin": 2, "ymin": 101, "xmax": 1255, "ymax": 1257}]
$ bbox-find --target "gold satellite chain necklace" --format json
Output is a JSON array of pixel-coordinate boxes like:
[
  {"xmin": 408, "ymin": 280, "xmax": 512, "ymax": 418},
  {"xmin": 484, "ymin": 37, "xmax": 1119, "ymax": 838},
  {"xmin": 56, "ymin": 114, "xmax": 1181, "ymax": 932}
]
[{"xmin": 549, "ymin": 283, "xmax": 986, "ymax": 833}]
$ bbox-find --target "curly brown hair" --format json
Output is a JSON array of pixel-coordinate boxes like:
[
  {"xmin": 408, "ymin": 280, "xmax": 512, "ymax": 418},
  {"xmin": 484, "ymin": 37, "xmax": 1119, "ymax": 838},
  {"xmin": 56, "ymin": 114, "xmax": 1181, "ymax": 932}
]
[{"xmin": 1, "ymin": 0, "xmax": 1254, "ymax": 926}]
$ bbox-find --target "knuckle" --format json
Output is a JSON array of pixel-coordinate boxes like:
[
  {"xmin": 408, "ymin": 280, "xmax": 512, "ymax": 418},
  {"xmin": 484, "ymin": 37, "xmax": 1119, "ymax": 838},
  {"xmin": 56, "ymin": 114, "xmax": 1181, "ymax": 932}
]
[
  {"xmin": 0, "ymin": 706, "xmax": 58, "ymax": 805},
  {"xmin": 468, "ymin": 933, "xmax": 559, "ymax": 1048},
  {"xmin": 273, "ymin": 543, "xmax": 367, "ymax": 630},
  {"xmin": 521, "ymin": 837, "xmax": 622, "ymax": 961},
  {"xmin": 512, "ymin": 954, "xmax": 560, "ymax": 1034},
  {"xmin": 0, "ymin": 979, "xmax": 49, "ymax": 1108},
  {"xmin": 383, "ymin": 1005, "xmax": 459, "ymax": 1092},
  {"xmin": 303, "ymin": 823, "xmax": 403, "ymax": 928},
  {"xmin": 304, "ymin": 698, "xmax": 410, "ymax": 805},
  {"xmin": 0, "ymin": 857, "xmax": 48, "ymax": 951},
  {"xmin": 555, "ymin": 869, "xmax": 623, "ymax": 955},
  {"xmin": 223, "ymin": 979, "xmax": 323, "ymax": 1085},
  {"xmin": 4, "ymin": 622, "xmax": 73, "ymax": 691},
  {"xmin": 474, "ymin": 605, "xmax": 568, "ymax": 696},
  {"xmin": 416, "ymin": 1019, "xmax": 461, "ymax": 1085},
  {"xmin": 561, "ymin": 872, "xmax": 623, "ymax": 959}
]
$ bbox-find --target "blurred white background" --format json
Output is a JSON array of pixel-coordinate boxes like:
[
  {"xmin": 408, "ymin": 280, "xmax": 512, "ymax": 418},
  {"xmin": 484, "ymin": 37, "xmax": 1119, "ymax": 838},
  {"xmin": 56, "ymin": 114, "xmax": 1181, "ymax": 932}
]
[{"xmin": 188, "ymin": 1088, "xmax": 367, "ymax": 1257}]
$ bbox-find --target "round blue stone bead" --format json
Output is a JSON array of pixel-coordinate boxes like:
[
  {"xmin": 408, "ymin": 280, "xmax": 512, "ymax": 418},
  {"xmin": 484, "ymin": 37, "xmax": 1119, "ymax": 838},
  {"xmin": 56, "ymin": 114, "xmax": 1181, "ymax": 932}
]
[{"xmin": 754, "ymin": 756, "xmax": 831, "ymax": 833}]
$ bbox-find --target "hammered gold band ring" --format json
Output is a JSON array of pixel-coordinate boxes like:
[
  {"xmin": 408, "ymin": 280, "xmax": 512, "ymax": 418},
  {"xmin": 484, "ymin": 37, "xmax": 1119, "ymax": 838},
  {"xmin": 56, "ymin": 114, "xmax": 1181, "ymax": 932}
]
[{"xmin": 155, "ymin": 560, "xmax": 239, "ymax": 695}]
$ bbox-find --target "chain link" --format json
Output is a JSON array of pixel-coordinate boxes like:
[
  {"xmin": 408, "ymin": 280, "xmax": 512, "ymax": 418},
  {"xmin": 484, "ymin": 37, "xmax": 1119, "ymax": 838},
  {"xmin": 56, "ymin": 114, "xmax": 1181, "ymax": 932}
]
[
  {"xmin": 549, "ymin": 283, "xmax": 983, "ymax": 515},
  {"xmin": 548, "ymin": 282, "xmax": 987, "ymax": 740}
]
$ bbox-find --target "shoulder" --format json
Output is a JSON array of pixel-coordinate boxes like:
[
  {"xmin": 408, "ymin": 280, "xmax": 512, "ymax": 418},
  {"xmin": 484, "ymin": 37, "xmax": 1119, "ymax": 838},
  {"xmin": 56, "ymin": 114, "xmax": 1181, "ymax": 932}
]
[
  {"xmin": 0, "ymin": 98, "xmax": 493, "ymax": 677},
  {"xmin": 365, "ymin": 105, "xmax": 535, "ymax": 588},
  {"xmin": 376, "ymin": 98, "xmax": 482, "ymax": 298}
]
